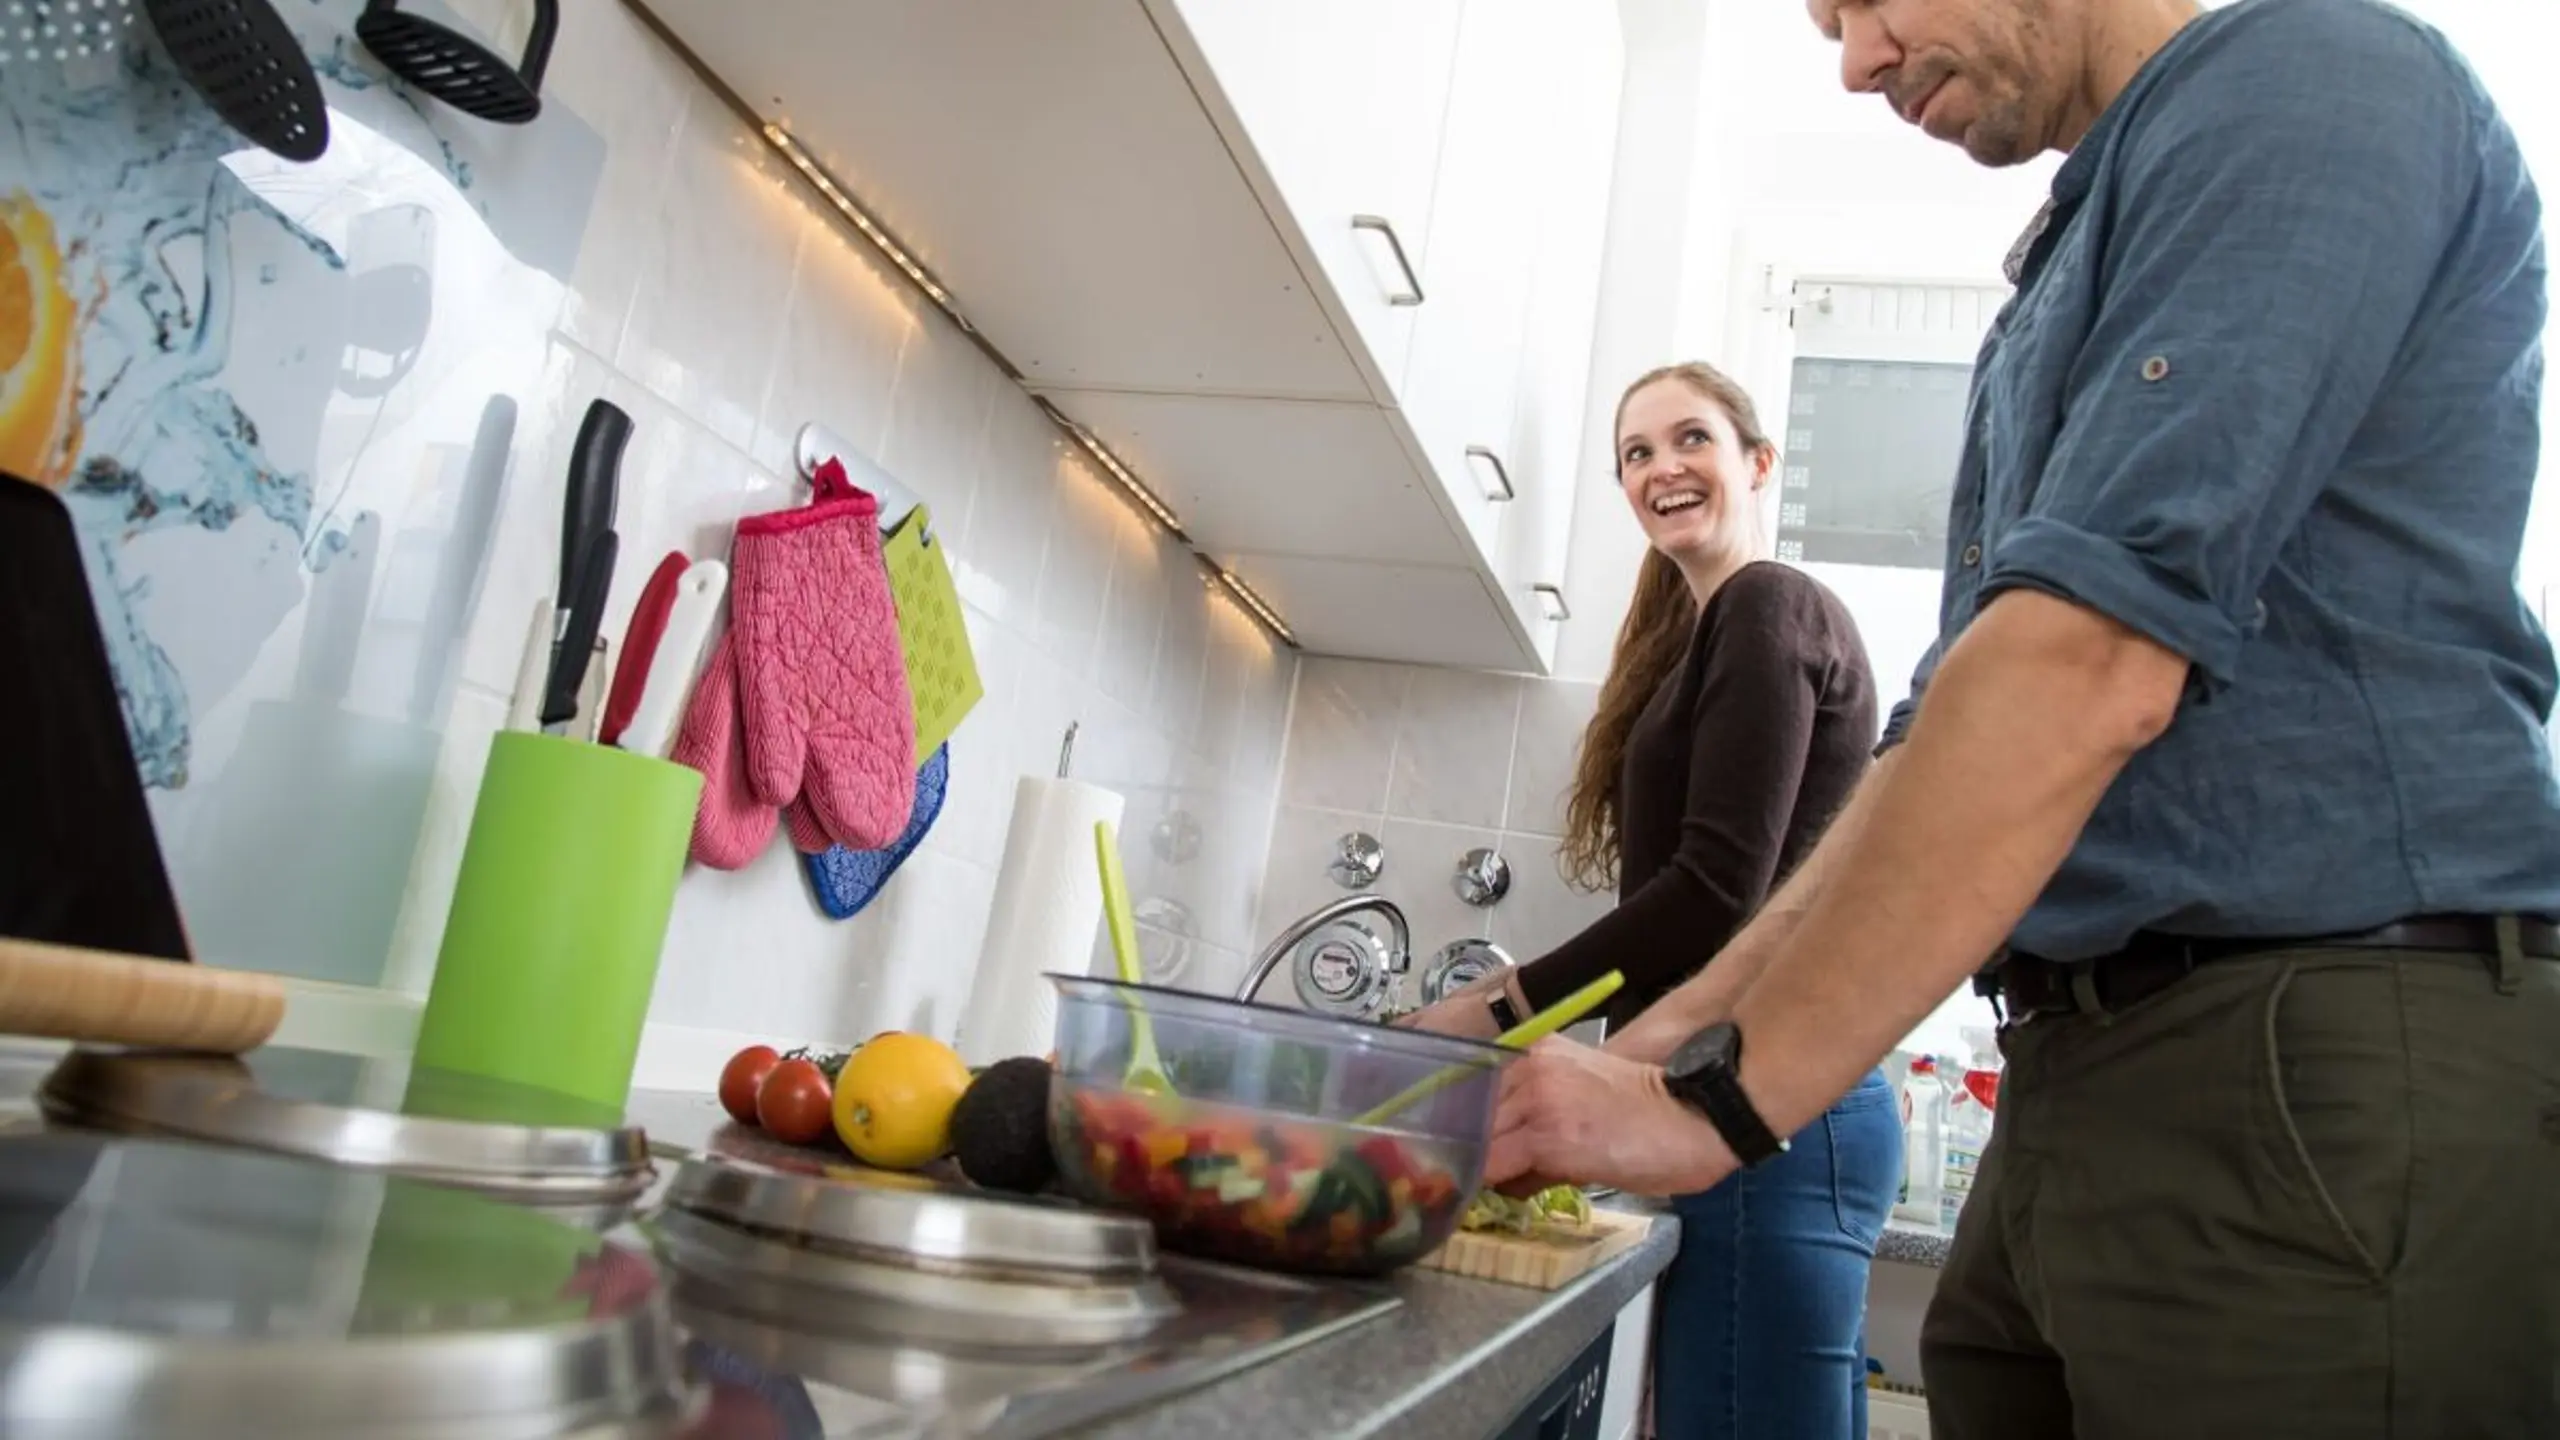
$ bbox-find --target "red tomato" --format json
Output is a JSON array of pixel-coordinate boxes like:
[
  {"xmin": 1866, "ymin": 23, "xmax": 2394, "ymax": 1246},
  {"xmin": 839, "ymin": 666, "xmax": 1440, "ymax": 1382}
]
[
  {"xmin": 756, "ymin": 1059, "xmax": 834, "ymax": 1144},
  {"xmin": 718, "ymin": 1045, "xmax": 781, "ymax": 1126}
]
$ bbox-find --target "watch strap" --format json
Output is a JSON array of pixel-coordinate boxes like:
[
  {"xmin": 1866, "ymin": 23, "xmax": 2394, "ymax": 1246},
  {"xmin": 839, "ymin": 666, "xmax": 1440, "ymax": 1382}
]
[
  {"xmin": 1485, "ymin": 989, "xmax": 1523, "ymax": 1033},
  {"xmin": 1666, "ymin": 1028, "xmax": 1788, "ymax": 1168}
]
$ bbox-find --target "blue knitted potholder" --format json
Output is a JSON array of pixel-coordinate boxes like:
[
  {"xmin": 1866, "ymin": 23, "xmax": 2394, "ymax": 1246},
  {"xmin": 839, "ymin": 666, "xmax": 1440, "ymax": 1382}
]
[{"xmin": 803, "ymin": 743, "xmax": 949, "ymax": 920}]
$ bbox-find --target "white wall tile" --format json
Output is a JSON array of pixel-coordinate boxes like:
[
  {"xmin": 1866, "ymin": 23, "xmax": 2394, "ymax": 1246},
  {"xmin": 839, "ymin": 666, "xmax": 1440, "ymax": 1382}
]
[
  {"xmin": 1032, "ymin": 454, "xmax": 1121, "ymax": 675},
  {"xmin": 654, "ymin": 830, "xmax": 865, "ymax": 1036},
  {"xmin": 951, "ymin": 389, "xmax": 1059, "ymax": 630},
  {"xmin": 1253, "ymin": 804, "xmax": 1380, "ymax": 951},
  {"xmin": 1005, "ymin": 643, "xmax": 1091, "ymax": 794},
  {"xmin": 1167, "ymin": 756, "xmax": 1275, "ymax": 956},
  {"xmin": 1489, "ymin": 833, "xmax": 1616, "ymax": 963},
  {"xmin": 616, "ymin": 100, "xmax": 810, "ymax": 455},
  {"xmin": 875, "ymin": 305, "xmax": 1000, "ymax": 523},
  {"xmin": 1376, "ymin": 816, "xmax": 1501, "ymax": 960},
  {"xmin": 1147, "ymin": 548, "xmax": 1212, "ymax": 751},
  {"xmin": 1234, "ymin": 629, "xmax": 1295, "ymax": 797},
  {"xmin": 1278, "ymin": 658, "xmax": 1407, "ymax": 813},
  {"xmin": 1508, "ymin": 679, "xmax": 1600, "ymax": 837},
  {"xmin": 532, "ymin": 0, "xmax": 694, "ymax": 363},
  {"xmin": 1192, "ymin": 600, "xmax": 1253, "ymax": 777},
  {"xmin": 1385, "ymin": 667, "xmax": 1523, "ymax": 829},
  {"xmin": 1092, "ymin": 505, "xmax": 1172, "ymax": 712},
  {"xmin": 747, "ymin": 205, "xmax": 917, "ymax": 483},
  {"xmin": 831, "ymin": 851, "xmax": 1000, "ymax": 1043}
]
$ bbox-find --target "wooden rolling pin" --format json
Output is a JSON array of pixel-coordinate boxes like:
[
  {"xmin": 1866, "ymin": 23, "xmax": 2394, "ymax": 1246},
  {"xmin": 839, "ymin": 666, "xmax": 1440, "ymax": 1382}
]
[{"xmin": 0, "ymin": 937, "xmax": 284, "ymax": 1053}]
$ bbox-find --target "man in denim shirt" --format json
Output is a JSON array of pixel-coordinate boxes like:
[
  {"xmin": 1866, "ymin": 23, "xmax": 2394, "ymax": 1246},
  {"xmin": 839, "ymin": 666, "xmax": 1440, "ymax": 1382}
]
[{"xmin": 1476, "ymin": 0, "xmax": 2560, "ymax": 1433}]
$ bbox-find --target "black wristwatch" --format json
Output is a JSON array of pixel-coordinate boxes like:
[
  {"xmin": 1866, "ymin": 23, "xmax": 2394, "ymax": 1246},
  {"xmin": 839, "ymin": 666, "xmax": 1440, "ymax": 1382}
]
[
  {"xmin": 1662, "ymin": 1022, "xmax": 1788, "ymax": 1168},
  {"xmin": 1484, "ymin": 987, "xmax": 1523, "ymax": 1032}
]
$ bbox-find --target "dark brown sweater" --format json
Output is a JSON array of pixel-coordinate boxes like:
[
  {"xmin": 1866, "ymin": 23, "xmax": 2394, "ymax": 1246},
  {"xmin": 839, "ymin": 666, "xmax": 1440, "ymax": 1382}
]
[{"xmin": 1517, "ymin": 562, "xmax": 1878, "ymax": 1031}]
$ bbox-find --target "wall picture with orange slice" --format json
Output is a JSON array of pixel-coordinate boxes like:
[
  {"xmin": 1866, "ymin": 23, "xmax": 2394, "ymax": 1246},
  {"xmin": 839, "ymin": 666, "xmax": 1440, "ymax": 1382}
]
[{"xmin": 0, "ymin": 192, "xmax": 81, "ymax": 489}]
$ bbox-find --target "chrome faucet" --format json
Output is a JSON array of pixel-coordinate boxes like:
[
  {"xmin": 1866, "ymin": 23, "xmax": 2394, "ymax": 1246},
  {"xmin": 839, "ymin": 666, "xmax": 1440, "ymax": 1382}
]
[{"xmin": 1235, "ymin": 894, "xmax": 1413, "ymax": 1005}]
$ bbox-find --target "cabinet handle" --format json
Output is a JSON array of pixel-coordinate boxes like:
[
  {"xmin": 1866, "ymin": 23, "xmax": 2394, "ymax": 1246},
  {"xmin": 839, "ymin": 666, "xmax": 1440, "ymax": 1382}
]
[
  {"xmin": 1533, "ymin": 584, "xmax": 1570, "ymax": 622},
  {"xmin": 1350, "ymin": 214, "xmax": 1425, "ymax": 306},
  {"xmin": 1464, "ymin": 445, "xmax": 1515, "ymax": 502}
]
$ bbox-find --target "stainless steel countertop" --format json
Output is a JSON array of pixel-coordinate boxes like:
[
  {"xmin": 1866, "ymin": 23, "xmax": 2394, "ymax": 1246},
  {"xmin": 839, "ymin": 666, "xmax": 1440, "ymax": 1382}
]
[
  {"xmin": 0, "ymin": 1043, "xmax": 1678, "ymax": 1440},
  {"xmin": 629, "ymin": 1088, "xmax": 1681, "ymax": 1440}
]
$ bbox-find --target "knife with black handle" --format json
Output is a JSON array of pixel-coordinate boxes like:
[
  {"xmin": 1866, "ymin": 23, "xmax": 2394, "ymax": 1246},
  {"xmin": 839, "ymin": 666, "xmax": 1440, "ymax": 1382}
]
[
  {"xmin": 542, "ymin": 528, "xmax": 618, "ymax": 730},
  {"xmin": 551, "ymin": 399, "xmax": 630, "ymax": 646}
]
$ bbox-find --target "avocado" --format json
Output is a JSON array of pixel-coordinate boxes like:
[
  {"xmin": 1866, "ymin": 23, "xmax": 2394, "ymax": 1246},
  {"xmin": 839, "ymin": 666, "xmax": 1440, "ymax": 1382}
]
[{"xmin": 950, "ymin": 1056, "xmax": 1057, "ymax": 1194}]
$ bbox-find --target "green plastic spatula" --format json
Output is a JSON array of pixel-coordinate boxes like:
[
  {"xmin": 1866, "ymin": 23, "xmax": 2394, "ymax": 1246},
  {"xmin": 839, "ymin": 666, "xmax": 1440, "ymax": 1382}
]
[
  {"xmin": 1353, "ymin": 969, "xmax": 1625, "ymax": 1128},
  {"xmin": 1094, "ymin": 820, "xmax": 1170, "ymax": 1096}
]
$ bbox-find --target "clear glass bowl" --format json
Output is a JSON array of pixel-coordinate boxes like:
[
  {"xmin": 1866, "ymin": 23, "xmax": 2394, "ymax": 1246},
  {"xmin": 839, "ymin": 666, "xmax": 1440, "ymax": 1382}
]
[{"xmin": 1045, "ymin": 975, "xmax": 1517, "ymax": 1277}]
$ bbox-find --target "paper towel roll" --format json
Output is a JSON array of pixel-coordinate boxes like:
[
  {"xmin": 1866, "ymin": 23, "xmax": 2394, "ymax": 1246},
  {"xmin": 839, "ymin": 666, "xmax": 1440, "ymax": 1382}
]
[{"xmin": 957, "ymin": 775, "xmax": 1125, "ymax": 1066}]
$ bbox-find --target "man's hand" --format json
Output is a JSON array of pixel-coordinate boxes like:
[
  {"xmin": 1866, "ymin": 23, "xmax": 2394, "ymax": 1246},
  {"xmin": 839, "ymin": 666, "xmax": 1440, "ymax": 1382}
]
[{"xmin": 1482, "ymin": 1037, "xmax": 1736, "ymax": 1197}]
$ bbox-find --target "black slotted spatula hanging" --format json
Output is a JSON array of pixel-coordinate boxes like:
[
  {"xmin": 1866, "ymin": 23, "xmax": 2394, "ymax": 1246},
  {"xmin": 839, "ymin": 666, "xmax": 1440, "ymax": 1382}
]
[
  {"xmin": 142, "ymin": 0, "xmax": 331, "ymax": 162},
  {"xmin": 357, "ymin": 0, "xmax": 557, "ymax": 125}
]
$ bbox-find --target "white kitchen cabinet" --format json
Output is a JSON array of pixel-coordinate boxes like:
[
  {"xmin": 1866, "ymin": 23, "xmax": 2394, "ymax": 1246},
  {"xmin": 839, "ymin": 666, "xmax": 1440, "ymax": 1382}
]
[
  {"xmin": 1395, "ymin": 0, "xmax": 1544, "ymax": 564},
  {"xmin": 626, "ymin": 0, "xmax": 1622, "ymax": 672},
  {"xmin": 1491, "ymin": 2, "xmax": 1622, "ymax": 661},
  {"xmin": 1160, "ymin": 0, "xmax": 1467, "ymax": 402}
]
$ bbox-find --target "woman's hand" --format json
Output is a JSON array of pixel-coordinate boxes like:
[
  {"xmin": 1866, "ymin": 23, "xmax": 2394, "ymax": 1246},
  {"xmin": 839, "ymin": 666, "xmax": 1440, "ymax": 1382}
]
[{"xmin": 1394, "ymin": 970, "xmax": 1514, "ymax": 1041}]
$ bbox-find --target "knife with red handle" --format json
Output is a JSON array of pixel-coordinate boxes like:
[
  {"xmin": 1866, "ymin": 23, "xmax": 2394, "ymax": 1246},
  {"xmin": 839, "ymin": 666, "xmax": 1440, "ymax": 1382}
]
[{"xmin": 598, "ymin": 550, "xmax": 691, "ymax": 747}]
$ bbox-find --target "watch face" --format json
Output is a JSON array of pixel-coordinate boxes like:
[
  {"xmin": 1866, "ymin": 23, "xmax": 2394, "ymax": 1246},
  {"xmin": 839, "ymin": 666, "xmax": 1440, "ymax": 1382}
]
[{"xmin": 1667, "ymin": 1022, "xmax": 1740, "ymax": 1080}]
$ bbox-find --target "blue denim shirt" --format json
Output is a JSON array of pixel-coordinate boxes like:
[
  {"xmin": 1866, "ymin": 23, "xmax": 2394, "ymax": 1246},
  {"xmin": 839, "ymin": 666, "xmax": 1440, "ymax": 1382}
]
[{"xmin": 1881, "ymin": 0, "xmax": 2560, "ymax": 959}]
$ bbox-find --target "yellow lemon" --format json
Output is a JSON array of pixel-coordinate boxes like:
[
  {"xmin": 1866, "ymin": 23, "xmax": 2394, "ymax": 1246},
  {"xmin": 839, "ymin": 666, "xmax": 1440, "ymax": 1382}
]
[
  {"xmin": 0, "ymin": 194, "xmax": 82, "ymax": 488},
  {"xmin": 831, "ymin": 1032, "xmax": 973, "ymax": 1170}
]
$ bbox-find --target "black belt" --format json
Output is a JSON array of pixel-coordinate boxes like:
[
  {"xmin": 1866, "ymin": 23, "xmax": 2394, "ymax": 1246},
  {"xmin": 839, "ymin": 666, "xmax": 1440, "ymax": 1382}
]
[{"xmin": 1983, "ymin": 916, "xmax": 2560, "ymax": 1020}]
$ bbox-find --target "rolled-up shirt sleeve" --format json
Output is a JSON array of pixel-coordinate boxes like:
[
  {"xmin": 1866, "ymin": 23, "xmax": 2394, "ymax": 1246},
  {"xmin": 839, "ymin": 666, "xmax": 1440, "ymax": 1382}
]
[{"xmin": 1983, "ymin": 33, "xmax": 2482, "ymax": 688}]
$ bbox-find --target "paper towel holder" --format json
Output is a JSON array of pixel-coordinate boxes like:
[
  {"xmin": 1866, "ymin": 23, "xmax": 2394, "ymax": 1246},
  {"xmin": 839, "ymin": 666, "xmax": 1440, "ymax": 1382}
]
[{"xmin": 1057, "ymin": 722, "xmax": 1079, "ymax": 780}]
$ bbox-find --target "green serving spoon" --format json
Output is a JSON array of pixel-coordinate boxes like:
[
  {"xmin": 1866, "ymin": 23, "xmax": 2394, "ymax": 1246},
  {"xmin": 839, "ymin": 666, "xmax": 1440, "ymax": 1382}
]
[
  {"xmin": 1094, "ymin": 820, "xmax": 1171, "ymax": 1096},
  {"xmin": 1352, "ymin": 969, "xmax": 1625, "ymax": 1128}
]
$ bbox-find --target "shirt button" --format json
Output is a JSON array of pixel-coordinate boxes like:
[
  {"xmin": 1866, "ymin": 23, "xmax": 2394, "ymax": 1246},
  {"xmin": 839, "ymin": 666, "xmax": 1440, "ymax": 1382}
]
[
  {"xmin": 2140, "ymin": 355, "xmax": 2171, "ymax": 382},
  {"xmin": 1962, "ymin": 542, "xmax": 1983, "ymax": 567}
]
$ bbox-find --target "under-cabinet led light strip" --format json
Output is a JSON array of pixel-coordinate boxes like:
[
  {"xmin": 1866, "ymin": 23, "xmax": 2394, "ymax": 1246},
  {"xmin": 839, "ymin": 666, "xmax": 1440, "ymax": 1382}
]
[
  {"xmin": 1030, "ymin": 398, "xmax": 1188, "ymax": 538},
  {"xmin": 762, "ymin": 123, "xmax": 960, "ymax": 314},
  {"xmin": 1210, "ymin": 567, "xmax": 1297, "ymax": 647},
  {"xmin": 757, "ymin": 118, "xmax": 1298, "ymax": 650}
]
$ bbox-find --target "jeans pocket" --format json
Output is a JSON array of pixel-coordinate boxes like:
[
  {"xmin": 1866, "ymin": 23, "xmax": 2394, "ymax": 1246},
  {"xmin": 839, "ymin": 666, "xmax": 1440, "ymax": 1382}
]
[
  {"xmin": 2258, "ymin": 961, "xmax": 2411, "ymax": 1282},
  {"xmin": 1827, "ymin": 1070, "xmax": 1902, "ymax": 1248}
]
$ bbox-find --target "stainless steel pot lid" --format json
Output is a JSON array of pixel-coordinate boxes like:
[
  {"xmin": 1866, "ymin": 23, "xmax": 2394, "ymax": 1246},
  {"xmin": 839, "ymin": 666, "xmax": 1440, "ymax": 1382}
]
[
  {"xmin": 0, "ymin": 1131, "xmax": 694, "ymax": 1439},
  {"xmin": 652, "ymin": 1202, "xmax": 1179, "ymax": 1351},
  {"xmin": 36, "ymin": 1045, "xmax": 653, "ymax": 1205},
  {"xmin": 659, "ymin": 1154, "xmax": 1157, "ymax": 1280}
]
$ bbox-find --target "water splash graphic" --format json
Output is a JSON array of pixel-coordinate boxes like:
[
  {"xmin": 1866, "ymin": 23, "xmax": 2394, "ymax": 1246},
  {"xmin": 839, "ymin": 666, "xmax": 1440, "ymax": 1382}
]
[{"xmin": 1, "ymin": 16, "xmax": 476, "ymax": 789}]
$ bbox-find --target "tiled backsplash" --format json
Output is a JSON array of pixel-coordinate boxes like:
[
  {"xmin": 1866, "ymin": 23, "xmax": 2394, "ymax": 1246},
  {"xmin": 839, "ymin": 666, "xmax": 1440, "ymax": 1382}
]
[
  {"xmin": 1256, "ymin": 659, "xmax": 1615, "ymax": 989},
  {"xmin": 375, "ymin": 1, "xmax": 1296, "ymax": 1051}
]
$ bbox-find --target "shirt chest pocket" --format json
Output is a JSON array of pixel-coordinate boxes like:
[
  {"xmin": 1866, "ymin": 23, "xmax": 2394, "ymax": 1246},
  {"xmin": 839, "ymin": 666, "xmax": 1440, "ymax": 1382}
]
[{"xmin": 1974, "ymin": 280, "xmax": 2082, "ymax": 541}]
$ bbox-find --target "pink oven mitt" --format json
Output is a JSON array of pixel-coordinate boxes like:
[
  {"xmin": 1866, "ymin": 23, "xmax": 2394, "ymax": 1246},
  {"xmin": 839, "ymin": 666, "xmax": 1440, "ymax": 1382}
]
[
  {"xmin": 671, "ymin": 462, "xmax": 917, "ymax": 867},
  {"xmin": 730, "ymin": 460, "xmax": 916, "ymax": 850},
  {"xmin": 670, "ymin": 637, "xmax": 864, "ymax": 867},
  {"xmin": 670, "ymin": 632, "xmax": 777, "ymax": 869}
]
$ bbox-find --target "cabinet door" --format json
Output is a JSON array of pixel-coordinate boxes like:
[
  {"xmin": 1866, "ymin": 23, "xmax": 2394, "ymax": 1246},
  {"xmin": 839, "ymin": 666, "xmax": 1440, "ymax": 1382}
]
[
  {"xmin": 1399, "ymin": 0, "xmax": 1550, "ymax": 568},
  {"xmin": 1162, "ymin": 0, "xmax": 1466, "ymax": 393},
  {"xmin": 1495, "ymin": 4, "xmax": 1622, "ymax": 665}
]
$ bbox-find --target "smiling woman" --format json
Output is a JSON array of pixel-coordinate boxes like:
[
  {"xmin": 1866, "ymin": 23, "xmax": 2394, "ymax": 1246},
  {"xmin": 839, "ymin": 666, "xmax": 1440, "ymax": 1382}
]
[{"xmin": 1402, "ymin": 360, "xmax": 1900, "ymax": 1440}]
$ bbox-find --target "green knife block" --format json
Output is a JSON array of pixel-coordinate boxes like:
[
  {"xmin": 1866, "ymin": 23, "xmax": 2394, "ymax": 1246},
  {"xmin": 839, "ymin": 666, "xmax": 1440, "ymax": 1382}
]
[{"xmin": 415, "ymin": 731, "xmax": 702, "ymax": 1112}]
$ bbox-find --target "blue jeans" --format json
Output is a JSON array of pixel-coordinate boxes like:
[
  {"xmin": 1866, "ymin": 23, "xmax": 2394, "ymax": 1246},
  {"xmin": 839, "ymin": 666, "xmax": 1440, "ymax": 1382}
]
[{"xmin": 1653, "ymin": 1067, "xmax": 1903, "ymax": 1439}]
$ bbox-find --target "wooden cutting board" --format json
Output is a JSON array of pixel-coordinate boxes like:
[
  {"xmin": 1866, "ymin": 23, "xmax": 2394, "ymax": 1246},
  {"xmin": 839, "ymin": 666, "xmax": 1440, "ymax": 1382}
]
[
  {"xmin": 0, "ymin": 937, "xmax": 285, "ymax": 1053},
  {"xmin": 1415, "ymin": 1207, "xmax": 1655, "ymax": 1290}
]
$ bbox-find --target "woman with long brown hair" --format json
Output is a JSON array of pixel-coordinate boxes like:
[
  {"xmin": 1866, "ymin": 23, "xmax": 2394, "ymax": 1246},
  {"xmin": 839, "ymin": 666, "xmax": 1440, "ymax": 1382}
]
[{"xmin": 1406, "ymin": 362, "xmax": 1901, "ymax": 1439}]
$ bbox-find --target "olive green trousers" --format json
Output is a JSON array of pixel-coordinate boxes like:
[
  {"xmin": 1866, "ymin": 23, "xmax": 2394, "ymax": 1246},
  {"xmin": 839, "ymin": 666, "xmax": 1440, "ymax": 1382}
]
[{"xmin": 1921, "ymin": 946, "xmax": 2560, "ymax": 1439}]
